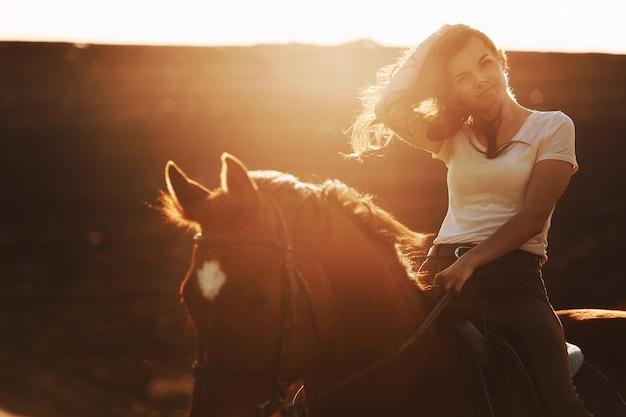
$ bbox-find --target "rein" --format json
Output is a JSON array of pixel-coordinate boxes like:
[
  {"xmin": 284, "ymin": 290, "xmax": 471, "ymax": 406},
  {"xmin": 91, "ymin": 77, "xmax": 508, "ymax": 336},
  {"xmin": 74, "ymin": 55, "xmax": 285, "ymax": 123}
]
[
  {"xmin": 189, "ymin": 199, "xmax": 453, "ymax": 416},
  {"xmin": 312, "ymin": 288, "xmax": 454, "ymax": 403}
]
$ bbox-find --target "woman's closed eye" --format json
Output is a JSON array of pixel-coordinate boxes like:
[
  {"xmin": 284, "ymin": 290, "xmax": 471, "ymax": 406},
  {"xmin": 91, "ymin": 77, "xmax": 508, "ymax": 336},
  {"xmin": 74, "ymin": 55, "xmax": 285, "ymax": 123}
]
[
  {"xmin": 454, "ymin": 73, "xmax": 472, "ymax": 90},
  {"xmin": 481, "ymin": 56, "xmax": 496, "ymax": 68}
]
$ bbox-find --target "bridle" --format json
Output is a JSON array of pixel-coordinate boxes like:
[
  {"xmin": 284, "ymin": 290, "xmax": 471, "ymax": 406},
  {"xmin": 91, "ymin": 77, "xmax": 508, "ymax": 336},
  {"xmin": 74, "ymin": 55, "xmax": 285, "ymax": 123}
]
[
  {"xmin": 189, "ymin": 198, "xmax": 453, "ymax": 417},
  {"xmin": 190, "ymin": 199, "xmax": 317, "ymax": 416}
]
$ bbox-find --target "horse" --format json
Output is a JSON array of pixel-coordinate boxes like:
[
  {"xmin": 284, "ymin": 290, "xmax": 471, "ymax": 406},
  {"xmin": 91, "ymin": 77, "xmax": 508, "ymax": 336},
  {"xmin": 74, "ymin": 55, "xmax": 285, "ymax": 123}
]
[{"xmin": 158, "ymin": 152, "xmax": 626, "ymax": 417}]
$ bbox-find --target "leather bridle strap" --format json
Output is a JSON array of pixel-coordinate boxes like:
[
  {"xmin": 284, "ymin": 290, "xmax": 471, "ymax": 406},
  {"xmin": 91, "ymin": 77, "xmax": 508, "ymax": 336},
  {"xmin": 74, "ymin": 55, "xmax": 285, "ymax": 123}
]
[
  {"xmin": 193, "ymin": 235, "xmax": 290, "ymax": 251},
  {"xmin": 190, "ymin": 199, "xmax": 318, "ymax": 416}
]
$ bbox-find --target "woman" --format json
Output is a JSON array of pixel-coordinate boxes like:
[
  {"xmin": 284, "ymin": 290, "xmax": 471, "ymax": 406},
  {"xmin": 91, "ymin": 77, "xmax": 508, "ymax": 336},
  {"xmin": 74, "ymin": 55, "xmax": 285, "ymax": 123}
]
[{"xmin": 348, "ymin": 24, "xmax": 590, "ymax": 416}]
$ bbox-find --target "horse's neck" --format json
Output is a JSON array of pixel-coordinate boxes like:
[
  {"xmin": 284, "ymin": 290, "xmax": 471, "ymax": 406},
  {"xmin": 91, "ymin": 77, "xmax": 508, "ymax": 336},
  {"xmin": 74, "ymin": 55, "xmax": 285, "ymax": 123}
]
[
  {"xmin": 303, "ymin": 252, "xmax": 430, "ymax": 412},
  {"xmin": 291, "ymin": 208, "xmax": 438, "ymax": 412},
  {"xmin": 310, "ymin": 230, "xmax": 425, "ymax": 368}
]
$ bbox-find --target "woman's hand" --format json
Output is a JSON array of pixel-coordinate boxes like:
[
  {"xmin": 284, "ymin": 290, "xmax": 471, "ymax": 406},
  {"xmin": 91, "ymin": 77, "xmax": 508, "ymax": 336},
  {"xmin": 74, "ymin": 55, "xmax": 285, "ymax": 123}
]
[{"xmin": 433, "ymin": 255, "xmax": 478, "ymax": 293}]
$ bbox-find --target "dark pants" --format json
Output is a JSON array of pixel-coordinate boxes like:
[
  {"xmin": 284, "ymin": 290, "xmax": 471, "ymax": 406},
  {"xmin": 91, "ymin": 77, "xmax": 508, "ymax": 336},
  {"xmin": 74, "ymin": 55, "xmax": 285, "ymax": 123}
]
[{"xmin": 419, "ymin": 249, "xmax": 591, "ymax": 417}]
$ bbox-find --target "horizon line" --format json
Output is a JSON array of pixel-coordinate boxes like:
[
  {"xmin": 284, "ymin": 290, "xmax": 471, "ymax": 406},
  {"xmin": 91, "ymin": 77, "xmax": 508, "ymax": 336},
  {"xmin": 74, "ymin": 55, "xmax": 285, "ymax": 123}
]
[{"xmin": 1, "ymin": 37, "xmax": 625, "ymax": 56}]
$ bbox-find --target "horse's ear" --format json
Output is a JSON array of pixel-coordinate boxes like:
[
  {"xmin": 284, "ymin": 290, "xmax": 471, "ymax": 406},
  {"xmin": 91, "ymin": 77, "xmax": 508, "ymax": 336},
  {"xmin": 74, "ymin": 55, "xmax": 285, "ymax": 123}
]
[
  {"xmin": 165, "ymin": 161, "xmax": 211, "ymax": 209},
  {"xmin": 220, "ymin": 153, "xmax": 260, "ymax": 204}
]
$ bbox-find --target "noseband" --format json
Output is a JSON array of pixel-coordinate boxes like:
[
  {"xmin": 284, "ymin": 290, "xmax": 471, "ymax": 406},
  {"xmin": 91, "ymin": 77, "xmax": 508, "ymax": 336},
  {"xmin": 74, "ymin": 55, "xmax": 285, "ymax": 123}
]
[{"xmin": 189, "ymin": 199, "xmax": 453, "ymax": 416}]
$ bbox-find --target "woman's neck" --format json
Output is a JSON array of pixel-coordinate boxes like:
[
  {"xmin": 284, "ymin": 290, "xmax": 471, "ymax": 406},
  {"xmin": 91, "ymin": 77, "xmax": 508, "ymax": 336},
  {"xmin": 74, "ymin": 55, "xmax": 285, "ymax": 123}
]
[{"xmin": 475, "ymin": 100, "xmax": 531, "ymax": 157}]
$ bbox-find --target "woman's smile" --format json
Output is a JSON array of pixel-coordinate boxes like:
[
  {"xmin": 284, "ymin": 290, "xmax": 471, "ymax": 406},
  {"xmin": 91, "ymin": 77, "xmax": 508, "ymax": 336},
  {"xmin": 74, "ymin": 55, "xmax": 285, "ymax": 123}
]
[{"xmin": 478, "ymin": 84, "xmax": 496, "ymax": 98}]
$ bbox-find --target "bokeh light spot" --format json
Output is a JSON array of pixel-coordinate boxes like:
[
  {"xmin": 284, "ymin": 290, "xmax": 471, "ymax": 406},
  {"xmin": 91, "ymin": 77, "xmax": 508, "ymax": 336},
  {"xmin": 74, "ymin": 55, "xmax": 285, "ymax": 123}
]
[
  {"xmin": 161, "ymin": 98, "xmax": 177, "ymax": 112},
  {"xmin": 318, "ymin": 126, "xmax": 336, "ymax": 135},
  {"xmin": 86, "ymin": 231, "xmax": 104, "ymax": 246},
  {"xmin": 529, "ymin": 89, "xmax": 544, "ymax": 104},
  {"xmin": 131, "ymin": 401, "xmax": 145, "ymax": 414}
]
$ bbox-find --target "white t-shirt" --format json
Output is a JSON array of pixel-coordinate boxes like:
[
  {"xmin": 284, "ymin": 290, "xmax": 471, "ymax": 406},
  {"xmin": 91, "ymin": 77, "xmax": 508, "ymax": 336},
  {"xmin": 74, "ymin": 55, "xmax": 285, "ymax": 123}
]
[{"xmin": 432, "ymin": 110, "xmax": 578, "ymax": 257}]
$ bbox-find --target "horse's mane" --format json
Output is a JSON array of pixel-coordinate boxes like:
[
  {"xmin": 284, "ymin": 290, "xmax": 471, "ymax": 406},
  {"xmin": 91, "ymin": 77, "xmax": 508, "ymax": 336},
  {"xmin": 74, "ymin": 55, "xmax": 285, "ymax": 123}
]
[
  {"xmin": 251, "ymin": 170, "xmax": 428, "ymax": 278},
  {"xmin": 159, "ymin": 169, "xmax": 428, "ymax": 277}
]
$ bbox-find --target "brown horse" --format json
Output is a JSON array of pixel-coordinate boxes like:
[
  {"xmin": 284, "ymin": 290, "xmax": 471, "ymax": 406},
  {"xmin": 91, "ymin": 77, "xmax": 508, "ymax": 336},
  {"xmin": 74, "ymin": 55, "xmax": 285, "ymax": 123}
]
[{"xmin": 159, "ymin": 152, "xmax": 626, "ymax": 417}]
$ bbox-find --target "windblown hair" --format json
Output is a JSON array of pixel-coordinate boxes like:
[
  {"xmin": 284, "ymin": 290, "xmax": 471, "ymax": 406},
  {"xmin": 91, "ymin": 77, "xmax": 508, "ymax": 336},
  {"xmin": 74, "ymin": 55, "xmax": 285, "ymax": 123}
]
[{"xmin": 346, "ymin": 25, "xmax": 510, "ymax": 159}]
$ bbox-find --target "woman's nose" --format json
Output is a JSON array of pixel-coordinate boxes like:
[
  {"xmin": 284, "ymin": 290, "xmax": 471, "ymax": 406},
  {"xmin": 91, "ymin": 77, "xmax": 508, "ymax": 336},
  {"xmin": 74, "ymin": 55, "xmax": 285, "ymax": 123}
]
[{"xmin": 474, "ymin": 75, "xmax": 492, "ymax": 91}]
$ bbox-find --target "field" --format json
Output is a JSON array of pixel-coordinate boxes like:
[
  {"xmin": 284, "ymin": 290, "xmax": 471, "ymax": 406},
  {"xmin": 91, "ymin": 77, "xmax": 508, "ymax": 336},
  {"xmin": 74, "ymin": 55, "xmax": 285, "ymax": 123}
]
[{"xmin": 1, "ymin": 41, "xmax": 625, "ymax": 417}]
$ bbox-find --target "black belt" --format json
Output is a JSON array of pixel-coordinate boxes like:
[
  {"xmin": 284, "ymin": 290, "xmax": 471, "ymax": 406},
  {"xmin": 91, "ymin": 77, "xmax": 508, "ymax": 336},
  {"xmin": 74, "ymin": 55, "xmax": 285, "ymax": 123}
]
[
  {"xmin": 428, "ymin": 244, "xmax": 542, "ymax": 264},
  {"xmin": 427, "ymin": 244, "xmax": 476, "ymax": 259}
]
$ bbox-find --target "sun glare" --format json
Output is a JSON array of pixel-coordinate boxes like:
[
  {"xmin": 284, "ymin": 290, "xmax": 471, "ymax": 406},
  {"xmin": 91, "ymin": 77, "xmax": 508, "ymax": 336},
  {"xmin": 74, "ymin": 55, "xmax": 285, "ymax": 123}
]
[{"xmin": 1, "ymin": 0, "xmax": 625, "ymax": 53}]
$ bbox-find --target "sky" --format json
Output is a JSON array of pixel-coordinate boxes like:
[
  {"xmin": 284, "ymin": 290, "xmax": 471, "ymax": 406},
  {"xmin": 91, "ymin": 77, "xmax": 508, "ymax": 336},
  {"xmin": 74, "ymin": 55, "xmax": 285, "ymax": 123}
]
[{"xmin": 1, "ymin": 0, "xmax": 625, "ymax": 54}]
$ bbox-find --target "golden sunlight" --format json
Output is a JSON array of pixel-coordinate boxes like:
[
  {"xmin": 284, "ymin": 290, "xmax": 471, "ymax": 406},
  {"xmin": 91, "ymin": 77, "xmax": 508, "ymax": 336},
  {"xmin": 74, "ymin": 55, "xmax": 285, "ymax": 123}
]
[{"xmin": 1, "ymin": 0, "xmax": 625, "ymax": 53}]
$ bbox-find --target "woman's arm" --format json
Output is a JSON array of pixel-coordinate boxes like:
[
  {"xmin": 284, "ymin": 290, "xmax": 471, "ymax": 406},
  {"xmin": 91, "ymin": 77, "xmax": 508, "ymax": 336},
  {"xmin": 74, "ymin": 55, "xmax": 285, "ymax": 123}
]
[
  {"xmin": 435, "ymin": 159, "xmax": 575, "ymax": 292},
  {"xmin": 374, "ymin": 25, "xmax": 459, "ymax": 153}
]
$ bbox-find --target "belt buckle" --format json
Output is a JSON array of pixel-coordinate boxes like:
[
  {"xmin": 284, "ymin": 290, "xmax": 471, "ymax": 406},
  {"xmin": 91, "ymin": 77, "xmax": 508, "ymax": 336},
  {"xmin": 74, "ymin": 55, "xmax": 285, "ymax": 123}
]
[{"xmin": 454, "ymin": 246, "xmax": 473, "ymax": 258}]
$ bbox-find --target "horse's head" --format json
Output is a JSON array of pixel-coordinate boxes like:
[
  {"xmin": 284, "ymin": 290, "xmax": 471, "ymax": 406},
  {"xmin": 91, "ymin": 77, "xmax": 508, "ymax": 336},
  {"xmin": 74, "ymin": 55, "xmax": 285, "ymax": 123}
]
[
  {"xmin": 160, "ymin": 153, "xmax": 322, "ymax": 416},
  {"xmin": 159, "ymin": 153, "xmax": 428, "ymax": 416}
]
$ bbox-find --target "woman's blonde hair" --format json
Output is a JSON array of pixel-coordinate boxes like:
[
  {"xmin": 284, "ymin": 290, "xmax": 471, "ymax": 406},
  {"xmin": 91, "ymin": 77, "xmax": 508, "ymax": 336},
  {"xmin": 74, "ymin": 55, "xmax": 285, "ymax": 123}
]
[{"xmin": 346, "ymin": 25, "xmax": 509, "ymax": 159}]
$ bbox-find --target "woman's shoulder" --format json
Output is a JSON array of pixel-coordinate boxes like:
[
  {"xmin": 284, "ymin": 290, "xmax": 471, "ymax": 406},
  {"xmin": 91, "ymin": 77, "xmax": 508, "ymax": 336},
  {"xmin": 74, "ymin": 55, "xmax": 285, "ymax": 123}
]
[
  {"xmin": 523, "ymin": 110, "xmax": 574, "ymax": 139},
  {"xmin": 529, "ymin": 110, "xmax": 574, "ymax": 127}
]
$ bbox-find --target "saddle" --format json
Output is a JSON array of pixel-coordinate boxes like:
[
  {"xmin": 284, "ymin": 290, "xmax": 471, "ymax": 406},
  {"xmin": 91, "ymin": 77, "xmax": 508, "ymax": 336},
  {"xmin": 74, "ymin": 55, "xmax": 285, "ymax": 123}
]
[
  {"xmin": 451, "ymin": 320, "xmax": 584, "ymax": 375},
  {"xmin": 450, "ymin": 320, "xmax": 626, "ymax": 417}
]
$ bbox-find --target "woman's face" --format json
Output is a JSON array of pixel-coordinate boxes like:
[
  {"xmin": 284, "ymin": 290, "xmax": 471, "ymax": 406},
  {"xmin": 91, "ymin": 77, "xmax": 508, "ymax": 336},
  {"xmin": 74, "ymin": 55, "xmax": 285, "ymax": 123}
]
[{"xmin": 447, "ymin": 36, "xmax": 508, "ymax": 122}]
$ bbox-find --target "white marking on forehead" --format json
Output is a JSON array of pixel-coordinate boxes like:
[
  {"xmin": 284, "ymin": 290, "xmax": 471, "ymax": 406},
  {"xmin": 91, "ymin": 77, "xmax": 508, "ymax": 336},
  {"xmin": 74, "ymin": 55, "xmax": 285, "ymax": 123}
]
[{"xmin": 196, "ymin": 260, "xmax": 227, "ymax": 301}]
